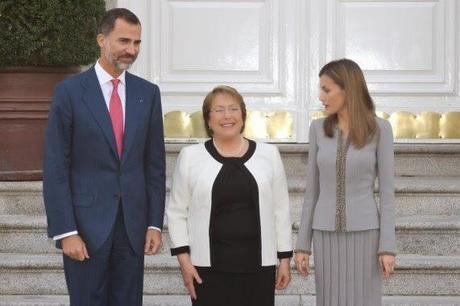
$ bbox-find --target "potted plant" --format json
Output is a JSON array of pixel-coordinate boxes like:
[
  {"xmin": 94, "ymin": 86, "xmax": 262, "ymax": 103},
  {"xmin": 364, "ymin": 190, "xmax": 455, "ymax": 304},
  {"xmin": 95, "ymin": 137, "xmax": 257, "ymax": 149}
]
[{"xmin": 0, "ymin": 0, "xmax": 105, "ymax": 180}]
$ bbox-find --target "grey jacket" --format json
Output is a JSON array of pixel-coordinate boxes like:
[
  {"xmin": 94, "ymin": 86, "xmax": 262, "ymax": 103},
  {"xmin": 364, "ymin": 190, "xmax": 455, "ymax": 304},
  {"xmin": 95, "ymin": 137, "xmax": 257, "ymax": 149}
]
[{"xmin": 296, "ymin": 117, "xmax": 396, "ymax": 254}]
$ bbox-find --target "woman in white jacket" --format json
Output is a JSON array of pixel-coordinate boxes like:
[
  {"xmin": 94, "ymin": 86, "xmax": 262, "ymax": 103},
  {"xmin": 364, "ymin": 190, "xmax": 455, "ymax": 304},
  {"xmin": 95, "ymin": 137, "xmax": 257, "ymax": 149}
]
[{"xmin": 167, "ymin": 85, "xmax": 293, "ymax": 306}]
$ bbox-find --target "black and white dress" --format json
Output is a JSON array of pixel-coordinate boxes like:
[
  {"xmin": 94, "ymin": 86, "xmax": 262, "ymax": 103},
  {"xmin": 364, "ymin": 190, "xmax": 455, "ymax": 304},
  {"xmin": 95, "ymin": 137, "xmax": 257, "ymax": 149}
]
[{"xmin": 167, "ymin": 139, "xmax": 293, "ymax": 306}]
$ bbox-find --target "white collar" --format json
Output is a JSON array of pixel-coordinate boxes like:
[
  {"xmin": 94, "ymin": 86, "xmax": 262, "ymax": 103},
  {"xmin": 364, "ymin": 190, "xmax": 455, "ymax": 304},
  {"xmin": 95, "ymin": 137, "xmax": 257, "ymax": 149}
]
[{"xmin": 94, "ymin": 60, "xmax": 126, "ymax": 86}]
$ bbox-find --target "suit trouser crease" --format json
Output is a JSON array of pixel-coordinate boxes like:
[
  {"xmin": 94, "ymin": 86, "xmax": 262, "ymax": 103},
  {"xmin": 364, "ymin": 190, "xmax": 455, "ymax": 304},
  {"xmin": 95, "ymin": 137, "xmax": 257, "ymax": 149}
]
[{"xmin": 63, "ymin": 204, "xmax": 144, "ymax": 306}]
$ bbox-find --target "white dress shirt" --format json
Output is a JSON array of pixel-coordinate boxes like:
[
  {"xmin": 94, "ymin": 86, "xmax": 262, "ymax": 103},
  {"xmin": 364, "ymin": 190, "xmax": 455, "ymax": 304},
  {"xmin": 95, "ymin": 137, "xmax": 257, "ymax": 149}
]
[{"xmin": 53, "ymin": 61, "xmax": 160, "ymax": 241}]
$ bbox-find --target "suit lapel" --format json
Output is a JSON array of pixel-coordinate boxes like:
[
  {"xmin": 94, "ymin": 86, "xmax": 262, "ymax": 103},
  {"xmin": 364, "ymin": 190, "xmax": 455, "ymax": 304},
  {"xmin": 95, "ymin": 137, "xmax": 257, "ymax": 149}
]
[
  {"xmin": 121, "ymin": 72, "xmax": 143, "ymax": 165},
  {"xmin": 81, "ymin": 67, "xmax": 119, "ymax": 160}
]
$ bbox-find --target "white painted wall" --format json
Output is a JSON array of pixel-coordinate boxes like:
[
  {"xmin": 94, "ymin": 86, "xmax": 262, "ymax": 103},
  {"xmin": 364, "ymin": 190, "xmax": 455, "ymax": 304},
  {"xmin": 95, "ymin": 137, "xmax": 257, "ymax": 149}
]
[{"xmin": 111, "ymin": 0, "xmax": 459, "ymax": 142}]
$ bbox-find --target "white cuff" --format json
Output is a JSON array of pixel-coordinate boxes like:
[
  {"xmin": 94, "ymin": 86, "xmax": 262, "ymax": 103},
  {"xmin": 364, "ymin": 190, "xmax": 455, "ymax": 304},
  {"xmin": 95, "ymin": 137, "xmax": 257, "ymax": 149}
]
[
  {"xmin": 148, "ymin": 226, "xmax": 161, "ymax": 232},
  {"xmin": 53, "ymin": 231, "xmax": 78, "ymax": 241}
]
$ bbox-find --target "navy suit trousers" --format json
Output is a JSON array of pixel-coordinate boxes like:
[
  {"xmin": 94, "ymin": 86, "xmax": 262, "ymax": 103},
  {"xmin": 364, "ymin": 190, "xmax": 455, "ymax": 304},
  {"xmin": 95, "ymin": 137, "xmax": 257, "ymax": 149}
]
[{"xmin": 63, "ymin": 205, "xmax": 144, "ymax": 306}]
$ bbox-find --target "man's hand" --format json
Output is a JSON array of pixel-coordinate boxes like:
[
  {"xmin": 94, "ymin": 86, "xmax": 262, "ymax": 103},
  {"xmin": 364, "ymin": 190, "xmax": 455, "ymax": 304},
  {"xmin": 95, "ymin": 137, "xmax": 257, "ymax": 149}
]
[
  {"xmin": 144, "ymin": 228, "xmax": 162, "ymax": 255},
  {"xmin": 62, "ymin": 235, "xmax": 90, "ymax": 261},
  {"xmin": 275, "ymin": 258, "xmax": 291, "ymax": 290}
]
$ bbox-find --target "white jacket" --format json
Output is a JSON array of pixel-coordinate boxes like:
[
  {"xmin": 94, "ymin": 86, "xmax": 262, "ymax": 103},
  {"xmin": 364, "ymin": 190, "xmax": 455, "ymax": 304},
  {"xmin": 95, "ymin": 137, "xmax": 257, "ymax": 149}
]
[{"xmin": 167, "ymin": 141, "xmax": 292, "ymax": 267}]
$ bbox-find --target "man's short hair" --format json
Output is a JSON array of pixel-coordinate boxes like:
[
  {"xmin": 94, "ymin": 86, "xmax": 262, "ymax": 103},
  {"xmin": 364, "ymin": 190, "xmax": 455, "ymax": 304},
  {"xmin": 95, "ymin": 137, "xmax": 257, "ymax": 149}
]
[{"xmin": 98, "ymin": 8, "xmax": 141, "ymax": 35}]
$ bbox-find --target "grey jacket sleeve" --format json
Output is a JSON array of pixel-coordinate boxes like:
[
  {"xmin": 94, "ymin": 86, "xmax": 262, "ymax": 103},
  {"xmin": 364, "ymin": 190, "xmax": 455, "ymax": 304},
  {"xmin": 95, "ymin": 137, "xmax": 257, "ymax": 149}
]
[
  {"xmin": 295, "ymin": 121, "xmax": 320, "ymax": 253},
  {"xmin": 376, "ymin": 119, "xmax": 397, "ymax": 254}
]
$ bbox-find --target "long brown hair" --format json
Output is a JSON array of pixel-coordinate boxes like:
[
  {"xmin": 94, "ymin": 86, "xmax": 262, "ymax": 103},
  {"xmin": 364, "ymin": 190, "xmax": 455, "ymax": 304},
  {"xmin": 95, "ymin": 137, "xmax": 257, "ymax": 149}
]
[{"xmin": 319, "ymin": 59, "xmax": 377, "ymax": 148}]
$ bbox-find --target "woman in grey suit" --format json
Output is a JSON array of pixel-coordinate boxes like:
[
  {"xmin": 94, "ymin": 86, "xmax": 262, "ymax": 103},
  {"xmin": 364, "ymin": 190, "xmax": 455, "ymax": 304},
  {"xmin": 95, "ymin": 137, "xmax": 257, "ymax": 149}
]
[{"xmin": 295, "ymin": 59, "xmax": 396, "ymax": 306}]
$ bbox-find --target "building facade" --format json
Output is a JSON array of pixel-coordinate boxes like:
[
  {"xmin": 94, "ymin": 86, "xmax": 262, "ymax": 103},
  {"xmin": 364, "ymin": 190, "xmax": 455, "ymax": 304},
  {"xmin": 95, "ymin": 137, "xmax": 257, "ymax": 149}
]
[{"xmin": 107, "ymin": 0, "xmax": 460, "ymax": 142}]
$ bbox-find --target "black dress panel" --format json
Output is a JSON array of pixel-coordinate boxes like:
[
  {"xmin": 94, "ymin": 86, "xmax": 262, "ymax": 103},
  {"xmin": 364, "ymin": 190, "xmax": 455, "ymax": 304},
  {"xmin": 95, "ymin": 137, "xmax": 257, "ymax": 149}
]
[
  {"xmin": 193, "ymin": 139, "xmax": 275, "ymax": 306},
  {"xmin": 205, "ymin": 139, "xmax": 261, "ymax": 273},
  {"xmin": 192, "ymin": 266, "xmax": 276, "ymax": 306}
]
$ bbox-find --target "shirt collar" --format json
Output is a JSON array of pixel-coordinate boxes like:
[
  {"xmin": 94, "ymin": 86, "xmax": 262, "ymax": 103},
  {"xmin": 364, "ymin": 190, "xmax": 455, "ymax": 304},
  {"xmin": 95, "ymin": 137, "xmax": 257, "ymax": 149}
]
[{"xmin": 95, "ymin": 60, "xmax": 126, "ymax": 86}]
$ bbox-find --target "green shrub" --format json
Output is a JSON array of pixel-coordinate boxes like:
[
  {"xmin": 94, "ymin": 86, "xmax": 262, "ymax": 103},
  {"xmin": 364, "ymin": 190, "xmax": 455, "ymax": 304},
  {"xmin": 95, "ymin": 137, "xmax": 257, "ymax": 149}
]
[{"xmin": 0, "ymin": 0, "xmax": 105, "ymax": 67}]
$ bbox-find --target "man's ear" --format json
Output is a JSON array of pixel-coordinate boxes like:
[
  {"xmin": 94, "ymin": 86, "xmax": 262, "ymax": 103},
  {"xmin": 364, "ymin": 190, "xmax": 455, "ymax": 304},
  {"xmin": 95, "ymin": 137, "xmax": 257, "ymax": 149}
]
[{"xmin": 96, "ymin": 33, "xmax": 105, "ymax": 48}]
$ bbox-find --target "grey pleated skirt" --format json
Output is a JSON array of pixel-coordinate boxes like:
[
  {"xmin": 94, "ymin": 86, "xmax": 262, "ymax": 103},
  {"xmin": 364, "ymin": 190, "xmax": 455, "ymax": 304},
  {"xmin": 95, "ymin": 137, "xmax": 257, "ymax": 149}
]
[{"xmin": 313, "ymin": 229, "xmax": 382, "ymax": 306}]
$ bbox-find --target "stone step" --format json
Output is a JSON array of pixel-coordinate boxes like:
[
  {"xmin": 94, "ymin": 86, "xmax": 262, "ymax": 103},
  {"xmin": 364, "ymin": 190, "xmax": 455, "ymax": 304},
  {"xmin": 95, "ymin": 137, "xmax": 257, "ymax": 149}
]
[
  {"xmin": 1, "ymin": 177, "xmax": 459, "ymax": 217},
  {"xmin": 0, "ymin": 215, "xmax": 172, "ymax": 255},
  {"xmin": 0, "ymin": 295, "xmax": 299, "ymax": 306},
  {"xmin": 0, "ymin": 253, "xmax": 458, "ymax": 296},
  {"xmin": 0, "ymin": 295, "xmax": 458, "ymax": 306},
  {"xmin": 382, "ymin": 215, "xmax": 459, "ymax": 256},
  {"xmin": 288, "ymin": 177, "xmax": 460, "ymax": 222},
  {"xmin": 0, "ymin": 214, "xmax": 458, "ymax": 256},
  {"xmin": 0, "ymin": 182, "xmax": 44, "ymax": 216},
  {"xmin": 388, "ymin": 144, "xmax": 460, "ymax": 177},
  {"xmin": 165, "ymin": 143, "xmax": 460, "ymax": 178},
  {"xmin": 291, "ymin": 215, "xmax": 460, "ymax": 256},
  {"xmin": 289, "ymin": 192, "xmax": 460, "ymax": 223}
]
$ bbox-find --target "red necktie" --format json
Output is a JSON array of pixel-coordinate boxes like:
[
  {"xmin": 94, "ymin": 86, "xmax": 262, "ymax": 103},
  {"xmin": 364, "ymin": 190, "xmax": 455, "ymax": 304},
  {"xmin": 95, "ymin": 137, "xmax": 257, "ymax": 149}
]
[{"xmin": 109, "ymin": 79, "xmax": 123, "ymax": 158}]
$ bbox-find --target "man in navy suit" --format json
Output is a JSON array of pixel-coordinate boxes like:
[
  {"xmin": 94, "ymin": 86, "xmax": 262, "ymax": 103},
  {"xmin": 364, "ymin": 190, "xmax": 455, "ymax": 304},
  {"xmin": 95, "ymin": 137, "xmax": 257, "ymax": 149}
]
[{"xmin": 43, "ymin": 8, "xmax": 165, "ymax": 306}]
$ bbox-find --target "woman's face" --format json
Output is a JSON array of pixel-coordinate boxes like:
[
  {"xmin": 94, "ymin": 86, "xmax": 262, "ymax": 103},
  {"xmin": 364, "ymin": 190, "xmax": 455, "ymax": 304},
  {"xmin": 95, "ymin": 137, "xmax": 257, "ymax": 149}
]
[
  {"xmin": 319, "ymin": 74, "xmax": 346, "ymax": 115},
  {"xmin": 207, "ymin": 93, "xmax": 244, "ymax": 140}
]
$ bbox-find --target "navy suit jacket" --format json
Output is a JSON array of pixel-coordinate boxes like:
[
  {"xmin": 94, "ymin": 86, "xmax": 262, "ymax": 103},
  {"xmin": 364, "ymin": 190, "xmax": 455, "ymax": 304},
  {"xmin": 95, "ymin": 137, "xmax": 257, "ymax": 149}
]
[{"xmin": 43, "ymin": 67, "xmax": 166, "ymax": 255}]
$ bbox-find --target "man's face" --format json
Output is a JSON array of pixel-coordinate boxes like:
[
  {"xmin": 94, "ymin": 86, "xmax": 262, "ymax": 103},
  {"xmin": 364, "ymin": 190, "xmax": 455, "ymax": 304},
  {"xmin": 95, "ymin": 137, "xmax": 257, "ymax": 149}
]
[{"xmin": 97, "ymin": 18, "xmax": 141, "ymax": 71}]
